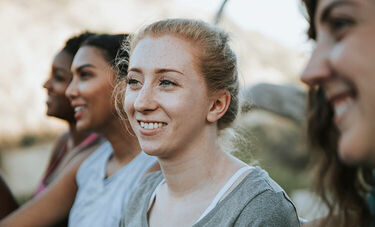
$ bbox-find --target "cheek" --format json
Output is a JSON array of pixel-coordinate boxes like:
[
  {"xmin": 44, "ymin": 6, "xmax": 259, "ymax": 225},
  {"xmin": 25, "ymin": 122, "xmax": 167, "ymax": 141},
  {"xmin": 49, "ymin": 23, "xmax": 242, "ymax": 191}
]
[{"xmin": 124, "ymin": 91, "xmax": 136, "ymax": 116}]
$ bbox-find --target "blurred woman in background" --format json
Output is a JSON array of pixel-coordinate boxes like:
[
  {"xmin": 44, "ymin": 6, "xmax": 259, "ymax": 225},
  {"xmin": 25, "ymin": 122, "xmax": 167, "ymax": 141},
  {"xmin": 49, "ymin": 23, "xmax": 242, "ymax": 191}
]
[
  {"xmin": 119, "ymin": 18, "xmax": 300, "ymax": 227},
  {"xmin": 0, "ymin": 33, "xmax": 157, "ymax": 227},
  {"xmin": 37, "ymin": 31, "xmax": 103, "ymax": 197},
  {"xmin": 301, "ymin": 0, "xmax": 375, "ymax": 226}
]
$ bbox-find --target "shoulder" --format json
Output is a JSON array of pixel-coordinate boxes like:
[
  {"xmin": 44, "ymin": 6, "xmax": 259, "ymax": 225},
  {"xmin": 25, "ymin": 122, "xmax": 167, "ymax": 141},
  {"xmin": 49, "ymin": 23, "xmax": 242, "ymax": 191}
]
[
  {"xmin": 126, "ymin": 171, "xmax": 163, "ymax": 208},
  {"xmin": 236, "ymin": 190, "xmax": 300, "ymax": 226},
  {"xmin": 120, "ymin": 171, "xmax": 163, "ymax": 226},
  {"xmin": 234, "ymin": 167, "xmax": 300, "ymax": 226},
  {"xmin": 129, "ymin": 171, "xmax": 163, "ymax": 200}
]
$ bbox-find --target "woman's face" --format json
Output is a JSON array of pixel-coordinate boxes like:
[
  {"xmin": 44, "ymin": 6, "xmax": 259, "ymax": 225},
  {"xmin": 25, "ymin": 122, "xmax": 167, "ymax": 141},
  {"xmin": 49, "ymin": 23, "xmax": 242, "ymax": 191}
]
[
  {"xmin": 66, "ymin": 46, "xmax": 116, "ymax": 132},
  {"xmin": 43, "ymin": 50, "xmax": 75, "ymax": 121},
  {"xmin": 301, "ymin": 0, "xmax": 375, "ymax": 164},
  {"xmin": 124, "ymin": 35, "xmax": 212, "ymax": 158}
]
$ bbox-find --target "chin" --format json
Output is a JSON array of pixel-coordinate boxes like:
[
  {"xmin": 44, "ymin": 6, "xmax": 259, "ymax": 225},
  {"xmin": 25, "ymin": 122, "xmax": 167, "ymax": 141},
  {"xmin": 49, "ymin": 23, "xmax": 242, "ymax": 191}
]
[
  {"xmin": 76, "ymin": 121, "xmax": 90, "ymax": 132},
  {"xmin": 338, "ymin": 136, "xmax": 369, "ymax": 166},
  {"xmin": 140, "ymin": 144, "xmax": 164, "ymax": 157}
]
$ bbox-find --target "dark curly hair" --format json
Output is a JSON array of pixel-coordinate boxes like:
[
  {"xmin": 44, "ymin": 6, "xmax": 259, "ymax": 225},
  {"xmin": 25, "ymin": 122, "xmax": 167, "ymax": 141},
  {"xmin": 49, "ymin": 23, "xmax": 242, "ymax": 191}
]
[{"xmin": 302, "ymin": 0, "xmax": 373, "ymax": 226}]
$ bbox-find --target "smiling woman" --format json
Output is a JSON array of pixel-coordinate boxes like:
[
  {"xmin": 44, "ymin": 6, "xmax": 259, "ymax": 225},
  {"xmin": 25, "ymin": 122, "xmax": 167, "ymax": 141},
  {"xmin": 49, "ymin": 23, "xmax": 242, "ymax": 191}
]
[
  {"xmin": 35, "ymin": 32, "xmax": 104, "ymax": 202},
  {"xmin": 118, "ymin": 18, "xmax": 300, "ymax": 227},
  {"xmin": 0, "ymin": 34, "xmax": 157, "ymax": 227},
  {"xmin": 301, "ymin": 0, "xmax": 375, "ymax": 226}
]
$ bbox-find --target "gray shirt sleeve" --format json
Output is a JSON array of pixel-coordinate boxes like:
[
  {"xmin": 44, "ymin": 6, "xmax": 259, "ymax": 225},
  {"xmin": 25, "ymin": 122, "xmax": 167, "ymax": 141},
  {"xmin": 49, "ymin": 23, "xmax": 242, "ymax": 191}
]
[{"xmin": 234, "ymin": 190, "xmax": 300, "ymax": 227}]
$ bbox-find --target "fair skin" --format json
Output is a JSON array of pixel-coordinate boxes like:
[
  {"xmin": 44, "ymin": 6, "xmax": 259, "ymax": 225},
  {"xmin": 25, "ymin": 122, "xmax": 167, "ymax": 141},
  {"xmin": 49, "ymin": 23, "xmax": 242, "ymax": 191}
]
[
  {"xmin": 0, "ymin": 46, "xmax": 141, "ymax": 226},
  {"xmin": 125, "ymin": 34, "xmax": 247, "ymax": 227},
  {"xmin": 301, "ymin": 0, "xmax": 375, "ymax": 165}
]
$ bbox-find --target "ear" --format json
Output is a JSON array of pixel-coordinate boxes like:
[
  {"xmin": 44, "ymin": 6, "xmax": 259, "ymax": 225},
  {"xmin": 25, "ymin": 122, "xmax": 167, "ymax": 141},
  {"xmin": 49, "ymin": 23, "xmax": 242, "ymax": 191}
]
[{"xmin": 207, "ymin": 90, "xmax": 231, "ymax": 124}]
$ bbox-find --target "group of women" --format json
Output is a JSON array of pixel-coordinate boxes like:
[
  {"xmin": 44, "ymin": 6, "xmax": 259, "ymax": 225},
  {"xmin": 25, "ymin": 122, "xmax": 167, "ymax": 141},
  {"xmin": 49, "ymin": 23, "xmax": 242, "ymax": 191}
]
[{"xmin": 1, "ymin": 0, "xmax": 375, "ymax": 226}]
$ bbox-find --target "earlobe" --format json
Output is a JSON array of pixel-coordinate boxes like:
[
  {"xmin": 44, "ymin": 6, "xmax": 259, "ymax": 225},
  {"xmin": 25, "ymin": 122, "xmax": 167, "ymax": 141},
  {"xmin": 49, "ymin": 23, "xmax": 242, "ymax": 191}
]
[{"xmin": 207, "ymin": 90, "xmax": 231, "ymax": 123}]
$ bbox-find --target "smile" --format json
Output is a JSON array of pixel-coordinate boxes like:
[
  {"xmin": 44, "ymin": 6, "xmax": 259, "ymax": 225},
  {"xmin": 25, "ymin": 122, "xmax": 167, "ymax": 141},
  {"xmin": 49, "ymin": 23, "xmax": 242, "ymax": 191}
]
[
  {"xmin": 74, "ymin": 106, "xmax": 86, "ymax": 113},
  {"xmin": 328, "ymin": 90, "xmax": 356, "ymax": 125},
  {"xmin": 73, "ymin": 105, "xmax": 87, "ymax": 119},
  {"xmin": 138, "ymin": 121, "xmax": 166, "ymax": 129}
]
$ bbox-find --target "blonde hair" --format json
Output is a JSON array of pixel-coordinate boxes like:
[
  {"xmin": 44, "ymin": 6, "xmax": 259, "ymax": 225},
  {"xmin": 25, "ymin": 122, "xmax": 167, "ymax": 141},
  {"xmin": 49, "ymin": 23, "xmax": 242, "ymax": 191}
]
[{"xmin": 117, "ymin": 18, "xmax": 239, "ymax": 130}]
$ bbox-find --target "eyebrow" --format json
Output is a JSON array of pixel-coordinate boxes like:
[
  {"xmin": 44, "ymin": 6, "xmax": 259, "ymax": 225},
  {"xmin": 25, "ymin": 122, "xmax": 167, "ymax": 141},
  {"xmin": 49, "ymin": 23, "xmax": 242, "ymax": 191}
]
[
  {"xmin": 75, "ymin": 64, "xmax": 96, "ymax": 73},
  {"xmin": 155, "ymin": 68, "xmax": 184, "ymax": 76},
  {"xmin": 128, "ymin": 67, "xmax": 184, "ymax": 76},
  {"xmin": 320, "ymin": 0, "xmax": 358, "ymax": 23},
  {"xmin": 53, "ymin": 67, "xmax": 70, "ymax": 74}
]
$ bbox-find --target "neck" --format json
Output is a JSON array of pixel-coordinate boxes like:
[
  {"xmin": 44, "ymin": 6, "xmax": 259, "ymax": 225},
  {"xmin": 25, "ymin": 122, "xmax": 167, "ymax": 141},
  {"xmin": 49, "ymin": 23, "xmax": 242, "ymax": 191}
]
[
  {"xmin": 66, "ymin": 121, "xmax": 91, "ymax": 149},
  {"xmin": 158, "ymin": 126, "xmax": 241, "ymax": 198},
  {"xmin": 101, "ymin": 118, "xmax": 141, "ymax": 165}
]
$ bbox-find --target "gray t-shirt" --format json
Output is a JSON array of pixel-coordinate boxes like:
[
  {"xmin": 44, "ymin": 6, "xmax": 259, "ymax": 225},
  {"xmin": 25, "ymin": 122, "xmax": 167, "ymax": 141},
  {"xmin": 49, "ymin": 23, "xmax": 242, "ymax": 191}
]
[{"xmin": 120, "ymin": 166, "xmax": 300, "ymax": 227}]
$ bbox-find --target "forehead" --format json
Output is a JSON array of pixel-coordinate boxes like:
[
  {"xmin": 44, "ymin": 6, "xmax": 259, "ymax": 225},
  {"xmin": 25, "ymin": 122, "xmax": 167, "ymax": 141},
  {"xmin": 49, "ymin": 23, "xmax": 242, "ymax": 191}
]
[
  {"xmin": 72, "ymin": 46, "xmax": 109, "ymax": 68},
  {"xmin": 53, "ymin": 50, "xmax": 73, "ymax": 69},
  {"xmin": 316, "ymin": 0, "xmax": 370, "ymax": 16},
  {"xmin": 129, "ymin": 35, "xmax": 197, "ymax": 72}
]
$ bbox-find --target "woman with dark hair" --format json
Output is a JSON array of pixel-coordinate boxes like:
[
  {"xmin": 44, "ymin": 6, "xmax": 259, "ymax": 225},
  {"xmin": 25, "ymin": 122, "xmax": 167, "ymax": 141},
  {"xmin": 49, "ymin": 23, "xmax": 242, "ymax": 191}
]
[
  {"xmin": 0, "ymin": 33, "xmax": 157, "ymax": 227},
  {"xmin": 118, "ymin": 18, "xmax": 300, "ymax": 227},
  {"xmin": 300, "ymin": 0, "xmax": 375, "ymax": 226},
  {"xmin": 36, "ymin": 31, "xmax": 104, "ymax": 197}
]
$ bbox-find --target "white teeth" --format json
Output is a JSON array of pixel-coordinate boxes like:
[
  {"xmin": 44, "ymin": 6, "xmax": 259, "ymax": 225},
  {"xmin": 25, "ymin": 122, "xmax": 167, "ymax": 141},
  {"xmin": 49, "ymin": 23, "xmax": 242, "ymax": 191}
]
[
  {"xmin": 139, "ymin": 121, "xmax": 164, "ymax": 129},
  {"xmin": 334, "ymin": 98, "xmax": 354, "ymax": 119},
  {"xmin": 74, "ymin": 106, "xmax": 85, "ymax": 113}
]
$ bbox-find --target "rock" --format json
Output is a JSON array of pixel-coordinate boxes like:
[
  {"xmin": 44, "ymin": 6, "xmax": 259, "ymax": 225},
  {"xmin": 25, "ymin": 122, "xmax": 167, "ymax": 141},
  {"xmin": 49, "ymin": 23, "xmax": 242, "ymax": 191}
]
[{"xmin": 242, "ymin": 83, "xmax": 307, "ymax": 124}]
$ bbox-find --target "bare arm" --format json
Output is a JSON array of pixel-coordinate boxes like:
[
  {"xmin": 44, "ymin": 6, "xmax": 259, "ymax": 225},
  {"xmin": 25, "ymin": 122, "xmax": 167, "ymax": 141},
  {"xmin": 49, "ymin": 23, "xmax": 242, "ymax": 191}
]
[{"xmin": 0, "ymin": 151, "xmax": 91, "ymax": 227}]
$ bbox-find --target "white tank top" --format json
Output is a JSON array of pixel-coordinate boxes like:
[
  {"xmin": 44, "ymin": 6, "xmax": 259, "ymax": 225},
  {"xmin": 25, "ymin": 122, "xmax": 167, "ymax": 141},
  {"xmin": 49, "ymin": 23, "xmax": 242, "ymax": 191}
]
[{"xmin": 69, "ymin": 141, "xmax": 157, "ymax": 227}]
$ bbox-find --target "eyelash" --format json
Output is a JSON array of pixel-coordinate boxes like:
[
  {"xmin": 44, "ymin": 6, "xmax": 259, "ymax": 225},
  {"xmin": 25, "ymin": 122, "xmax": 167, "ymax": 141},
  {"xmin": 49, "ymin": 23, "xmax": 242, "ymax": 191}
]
[
  {"xmin": 54, "ymin": 74, "xmax": 65, "ymax": 82},
  {"xmin": 160, "ymin": 79, "xmax": 177, "ymax": 87},
  {"xmin": 79, "ymin": 71, "xmax": 92, "ymax": 79},
  {"xmin": 327, "ymin": 16, "xmax": 355, "ymax": 39},
  {"xmin": 126, "ymin": 78, "xmax": 140, "ymax": 85}
]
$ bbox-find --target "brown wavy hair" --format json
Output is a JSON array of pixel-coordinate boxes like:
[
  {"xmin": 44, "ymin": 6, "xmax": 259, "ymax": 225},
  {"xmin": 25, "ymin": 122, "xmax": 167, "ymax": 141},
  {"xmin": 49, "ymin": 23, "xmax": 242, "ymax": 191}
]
[{"xmin": 302, "ymin": 0, "xmax": 373, "ymax": 226}]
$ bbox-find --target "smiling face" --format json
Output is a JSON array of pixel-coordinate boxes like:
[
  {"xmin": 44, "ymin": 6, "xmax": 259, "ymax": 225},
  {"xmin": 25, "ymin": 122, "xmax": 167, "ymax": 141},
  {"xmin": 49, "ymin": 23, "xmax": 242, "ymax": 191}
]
[
  {"xmin": 124, "ymin": 35, "xmax": 213, "ymax": 158},
  {"xmin": 66, "ymin": 46, "xmax": 116, "ymax": 132},
  {"xmin": 301, "ymin": 0, "xmax": 375, "ymax": 164},
  {"xmin": 43, "ymin": 50, "xmax": 75, "ymax": 122}
]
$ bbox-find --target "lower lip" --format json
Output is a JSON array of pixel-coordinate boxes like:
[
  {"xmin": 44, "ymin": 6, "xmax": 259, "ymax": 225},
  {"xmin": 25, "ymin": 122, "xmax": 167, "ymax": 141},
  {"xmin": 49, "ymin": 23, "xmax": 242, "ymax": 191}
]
[
  {"xmin": 138, "ymin": 123, "xmax": 165, "ymax": 136},
  {"xmin": 74, "ymin": 109, "xmax": 85, "ymax": 119}
]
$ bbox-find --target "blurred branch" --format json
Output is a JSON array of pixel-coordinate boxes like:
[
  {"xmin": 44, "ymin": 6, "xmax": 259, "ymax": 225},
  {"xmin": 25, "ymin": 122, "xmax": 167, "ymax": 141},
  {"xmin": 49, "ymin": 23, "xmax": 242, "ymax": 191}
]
[{"xmin": 214, "ymin": 0, "xmax": 229, "ymax": 25}]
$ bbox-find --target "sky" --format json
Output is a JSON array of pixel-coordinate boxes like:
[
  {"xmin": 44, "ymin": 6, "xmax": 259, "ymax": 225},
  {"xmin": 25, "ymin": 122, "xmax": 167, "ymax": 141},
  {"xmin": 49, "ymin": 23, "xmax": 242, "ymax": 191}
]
[{"xmin": 178, "ymin": 0, "xmax": 312, "ymax": 53}]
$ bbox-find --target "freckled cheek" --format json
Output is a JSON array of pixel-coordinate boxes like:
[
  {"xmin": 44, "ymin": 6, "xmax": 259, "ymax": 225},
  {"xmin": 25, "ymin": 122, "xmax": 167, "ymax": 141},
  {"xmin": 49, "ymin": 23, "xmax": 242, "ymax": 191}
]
[{"xmin": 124, "ymin": 92, "xmax": 137, "ymax": 115}]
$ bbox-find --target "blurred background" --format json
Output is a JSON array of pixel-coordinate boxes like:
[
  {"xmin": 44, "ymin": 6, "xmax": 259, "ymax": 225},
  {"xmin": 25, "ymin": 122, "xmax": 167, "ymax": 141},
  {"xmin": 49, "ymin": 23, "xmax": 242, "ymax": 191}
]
[{"xmin": 0, "ymin": 0, "xmax": 325, "ymax": 220}]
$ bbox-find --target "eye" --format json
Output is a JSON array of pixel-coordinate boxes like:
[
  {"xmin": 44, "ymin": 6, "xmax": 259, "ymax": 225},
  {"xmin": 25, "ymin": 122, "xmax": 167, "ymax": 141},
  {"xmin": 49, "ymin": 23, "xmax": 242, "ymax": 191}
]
[
  {"xmin": 126, "ymin": 78, "xmax": 142, "ymax": 89},
  {"xmin": 327, "ymin": 16, "xmax": 355, "ymax": 39},
  {"xmin": 160, "ymin": 79, "xmax": 177, "ymax": 87},
  {"xmin": 79, "ymin": 71, "xmax": 92, "ymax": 79},
  {"xmin": 54, "ymin": 73, "xmax": 66, "ymax": 82}
]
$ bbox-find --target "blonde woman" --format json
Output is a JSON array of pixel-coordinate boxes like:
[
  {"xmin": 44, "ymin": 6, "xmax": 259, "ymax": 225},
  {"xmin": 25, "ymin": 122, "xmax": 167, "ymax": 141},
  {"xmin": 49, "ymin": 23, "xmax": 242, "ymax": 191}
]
[{"xmin": 119, "ymin": 18, "xmax": 300, "ymax": 227}]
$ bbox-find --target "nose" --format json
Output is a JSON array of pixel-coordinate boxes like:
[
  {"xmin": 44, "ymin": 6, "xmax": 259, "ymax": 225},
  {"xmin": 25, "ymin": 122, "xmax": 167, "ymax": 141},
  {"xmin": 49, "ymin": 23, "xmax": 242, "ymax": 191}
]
[
  {"xmin": 65, "ymin": 76, "xmax": 78, "ymax": 101},
  {"xmin": 133, "ymin": 84, "xmax": 158, "ymax": 113},
  {"xmin": 43, "ymin": 77, "xmax": 52, "ymax": 90},
  {"xmin": 301, "ymin": 42, "xmax": 332, "ymax": 86}
]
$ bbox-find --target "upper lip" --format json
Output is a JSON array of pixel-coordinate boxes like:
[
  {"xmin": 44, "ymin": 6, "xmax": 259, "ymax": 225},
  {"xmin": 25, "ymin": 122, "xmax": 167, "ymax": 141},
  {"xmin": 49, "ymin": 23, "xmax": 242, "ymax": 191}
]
[
  {"xmin": 324, "ymin": 81, "xmax": 356, "ymax": 105},
  {"xmin": 137, "ymin": 119, "xmax": 166, "ymax": 123},
  {"xmin": 70, "ymin": 102, "xmax": 86, "ymax": 108}
]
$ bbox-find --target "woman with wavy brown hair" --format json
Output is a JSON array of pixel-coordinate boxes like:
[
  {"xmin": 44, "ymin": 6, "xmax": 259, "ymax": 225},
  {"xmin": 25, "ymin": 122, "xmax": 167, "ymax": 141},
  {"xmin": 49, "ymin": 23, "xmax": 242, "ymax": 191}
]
[{"xmin": 301, "ymin": 0, "xmax": 375, "ymax": 226}]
